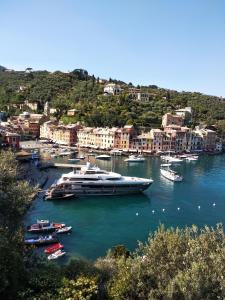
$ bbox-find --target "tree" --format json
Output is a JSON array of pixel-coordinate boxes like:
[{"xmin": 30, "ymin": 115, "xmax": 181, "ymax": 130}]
[
  {"xmin": 52, "ymin": 97, "xmax": 71, "ymax": 120},
  {"xmin": 0, "ymin": 151, "xmax": 35, "ymax": 300},
  {"xmin": 107, "ymin": 245, "xmax": 130, "ymax": 259},
  {"xmin": 58, "ymin": 276, "xmax": 98, "ymax": 300},
  {"xmin": 107, "ymin": 224, "xmax": 225, "ymax": 300}
]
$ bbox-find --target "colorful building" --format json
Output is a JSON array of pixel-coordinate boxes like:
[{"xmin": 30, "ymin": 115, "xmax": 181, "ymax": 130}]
[{"xmin": 40, "ymin": 121, "xmax": 80, "ymax": 146}]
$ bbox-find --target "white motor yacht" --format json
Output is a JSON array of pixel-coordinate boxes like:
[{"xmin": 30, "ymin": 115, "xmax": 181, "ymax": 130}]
[
  {"xmin": 124, "ymin": 155, "xmax": 145, "ymax": 162},
  {"xmin": 47, "ymin": 162, "xmax": 153, "ymax": 196},
  {"xmin": 160, "ymin": 164, "xmax": 183, "ymax": 182}
]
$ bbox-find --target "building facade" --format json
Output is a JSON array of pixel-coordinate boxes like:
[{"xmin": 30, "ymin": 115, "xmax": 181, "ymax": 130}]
[
  {"xmin": 40, "ymin": 121, "xmax": 80, "ymax": 145},
  {"xmin": 162, "ymin": 113, "xmax": 184, "ymax": 128}
]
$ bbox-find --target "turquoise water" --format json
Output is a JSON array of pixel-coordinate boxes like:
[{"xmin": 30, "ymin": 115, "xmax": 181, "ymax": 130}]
[{"xmin": 26, "ymin": 154, "xmax": 225, "ymax": 260}]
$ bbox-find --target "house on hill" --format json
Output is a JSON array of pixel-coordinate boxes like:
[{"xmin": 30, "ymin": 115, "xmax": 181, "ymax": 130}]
[{"xmin": 104, "ymin": 83, "xmax": 122, "ymax": 95}]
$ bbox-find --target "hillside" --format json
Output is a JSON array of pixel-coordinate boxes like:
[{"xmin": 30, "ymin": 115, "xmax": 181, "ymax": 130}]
[{"xmin": 1, "ymin": 67, "xmax": 225, "ymax": 131}]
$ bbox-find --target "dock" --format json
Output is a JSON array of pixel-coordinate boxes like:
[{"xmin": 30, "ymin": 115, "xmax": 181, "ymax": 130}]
[
  {"xmin": 39, "ymin": 162, "xmax": 84, "ymax": 170},
  {"xmin": 54, "ymin": 163, "xmax": 83, "ymax": 169}
]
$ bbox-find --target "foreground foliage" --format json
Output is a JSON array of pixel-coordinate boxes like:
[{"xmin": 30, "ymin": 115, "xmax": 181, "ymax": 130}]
[
  {"xmin": 0, "ymin": 151, "xmax": 224, "ymax": 299},
  {"xmin": 107, "ymin": 225, "xmax": 225, "ymax": 299}
]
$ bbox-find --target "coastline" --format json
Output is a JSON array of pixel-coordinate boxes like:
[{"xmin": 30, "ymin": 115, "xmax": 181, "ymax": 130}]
[{"xmin": 18, "ymin": 161, "xmax": 49, "ymax": 200}]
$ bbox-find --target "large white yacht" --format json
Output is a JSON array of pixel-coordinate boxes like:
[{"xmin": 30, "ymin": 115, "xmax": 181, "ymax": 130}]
[{"xmin": 46, "ymin": 163, "xmax": 153, "ymax": 197}]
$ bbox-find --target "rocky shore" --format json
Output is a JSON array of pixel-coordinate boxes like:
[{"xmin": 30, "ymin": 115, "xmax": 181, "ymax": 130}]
[{"xmin": 19, "ymin": 161, "xmax": 48, "ymax": 189}]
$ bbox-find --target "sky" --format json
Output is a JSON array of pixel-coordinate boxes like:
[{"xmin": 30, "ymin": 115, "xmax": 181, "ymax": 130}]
[{"xmin": 0, "ymin": 0, "xmax": 225, "ymax": 96}]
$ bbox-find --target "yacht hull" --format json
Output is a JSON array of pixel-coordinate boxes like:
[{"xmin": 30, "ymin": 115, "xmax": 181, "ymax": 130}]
[{"xmin": 48, "ymin": 182, "xmax": 152, "ymax": 197}]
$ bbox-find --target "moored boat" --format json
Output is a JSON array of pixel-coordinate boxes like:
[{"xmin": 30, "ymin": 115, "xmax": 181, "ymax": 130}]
[
  {"xmin": 27, "ymin": 223, "xmax": 56, "ymax": 233},
  {"xmin": 37, "ymin": 220, "xmax": 66, "ymax": 227},
  {"xmin": 44, "ymin": 193, "xmax": 77, "ymax": 201},
  {"xmin": 77, "ymin": 155, "xmax": 85, "ymax": 159},
  {"xmin": 124, "ymin": 155, "xmax": 145, "ymax": 162},
  {"xmin": 47, "ymin": 249, "xmax": 66, "ymax": 260},
  {"xmin": 37, "ymin": 219, "xmax": 49, "ymax": 224},
  {"xmin": 59, "ymin": 151, "xmax": 75, "ymax": 156},
  {"xmin": 185, "ymin": 155, "xmax": 198, "ymax": 161},
  {"xmin": 24, "ymin": 234, "xmax": 58, "ymax": 246},
  {"xmin": 161, "ymin": 156, "xmax": 183, "ymax": 163},
  {"xmin": 44, "ymin": 243, "xmax": 64, "ymax": 254},
  {"xmin": 96, "ymin": 154, "xmax": 111, "ymax": 160},
  {"xmin": 56, "ymin": 226, "xmax": 72, "ymax": 234},
  {"xmin": 46, "ymin": 162, "xmax": 153, "ymax": 196},
  {"xmin": 160, "ymin": 164, "xmax": 183, "ymax": 182},
  {"xmin": 110, "ymin": 149, "xmax": 123, "ymax": 156},
  {"xmin": 68, "ymin": 158, "xmax": 80, "ymax": 163}
]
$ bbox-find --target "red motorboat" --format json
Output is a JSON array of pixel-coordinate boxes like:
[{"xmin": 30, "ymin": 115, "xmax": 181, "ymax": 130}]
[{"xmin": 44, "ymin": 243, "xmax": 64, "ymax": 254}]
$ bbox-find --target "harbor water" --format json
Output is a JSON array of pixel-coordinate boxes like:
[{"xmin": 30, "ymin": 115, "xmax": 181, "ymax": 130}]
[{"xmin": 25, "ymin": 154, "xmax": 225, "ymax": 260}]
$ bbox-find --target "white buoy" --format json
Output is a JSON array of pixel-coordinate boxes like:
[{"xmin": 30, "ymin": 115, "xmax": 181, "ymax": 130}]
[
  {"xmin": 177, "ymin": 207, "xmax": 180, "ymax": 211},
  {"xmin": 213, "ymin": 203, "xmax": 216, "ymax": 207},
  {"xmin": 198, "ymin": 205, "xmax": 201, "ymax": 210},
  {"xmin": 152, "ymin": 210, "xmax": 155, "ymax": 214},
  {"xmin": 136, "ymin": 212, "xmax": 139, "ymax": 216},
  {"xmin": 162, "ymin": 208, "xmax": 165, "ymax": 212}
]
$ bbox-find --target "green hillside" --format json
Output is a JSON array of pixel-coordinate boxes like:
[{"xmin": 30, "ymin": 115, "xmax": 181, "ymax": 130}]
[{"xmin": 1, "ymin": 67, "xmax": 225, "ymax": 131}]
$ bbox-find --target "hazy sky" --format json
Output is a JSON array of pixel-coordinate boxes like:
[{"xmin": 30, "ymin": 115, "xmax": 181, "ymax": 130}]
[{"xmin": 1, "ymin": 0, "xmax": 225, "ymax": 96}]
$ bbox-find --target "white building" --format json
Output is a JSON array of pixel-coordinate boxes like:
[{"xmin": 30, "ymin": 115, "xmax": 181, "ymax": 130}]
[
  {"xmin": 137, "ymin": 92, "xmax": 150, "ymax": 102},
  {"xmin": 104, "ymin": 83, "xmax": 122, "ymax": 95},
  {"xmin": 175, "ymin": 107, "xmax": 193, "ymax": 123}
]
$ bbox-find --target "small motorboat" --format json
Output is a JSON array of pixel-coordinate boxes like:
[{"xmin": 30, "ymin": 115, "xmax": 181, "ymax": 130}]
[
  {"xmin": 24, "ymin": 234, "xmax": 58, "ymax": 246},
  {"xmin": 161, "ymin": 156, "xmax": 183, "ymax": 163},
  {"xmin": 88, "ymin": 153, "xmax": 95, "ymax": 156},
  {"xmin": 37, "ymin": 219, "xmax": 49, "ymax": 225},
  {"xmin": 185, "ymin": 156, "xmax": 198, "ymax": 161},
  {"xmin": 56, "ymin": 226, "xmax": 72, "ymax": 234},
  {"xmin": 178, "ymin": 154, "xmax": 188, "ymax": 159},
  {"xmin": 124, "ymin": 155, "xmax": 145, "ymax": 162},
  {"xmin": 27, "ymin": 223, "xmax": 56, "ymax": 233},
  {"xmin": 68, "ymin": 158, "xmax": 80, "ymax": 163},
  {"xmin": 77, "ymin": 155, "xmax": 85, "ymax": 159},
  {"xmin": 47, "ymin": 249, "xmax": 66, "ymax": 260},
  {"xmin": 110, "ymin": 149, "xmax": 123, "ymax": 156},
  {"xmin": 59, "ymin": 151, "xmax": 75, "ymax": 156},
  {"xmin": 53, "ymin": 223, "xmax": 66, "ymax": 229},
  {"xmin": 28, "ymin": 222, "xmax": 65, "ymax": 233},
  {"xmin": 95, "ymin": 154, "xmax": 111, "ymax": 160},
  {"xmin": 44, "ymin": 193, "xmax": 77, "ymax": 201},
  {"xmin": 37, "ymin": 220, "xmax": 65, "ymax": 228},
  {"xmin": 44, "ymin": 243, "xmax": 64, "ymax": 254}
]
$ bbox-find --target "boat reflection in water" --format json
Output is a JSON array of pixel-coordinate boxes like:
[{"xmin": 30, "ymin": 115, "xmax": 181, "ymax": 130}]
[{"xmin": 45, "ymin": 162, "xmax": 153, "ymax": 198}]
